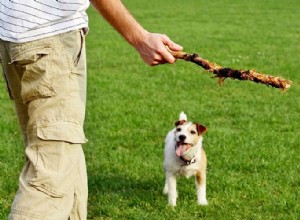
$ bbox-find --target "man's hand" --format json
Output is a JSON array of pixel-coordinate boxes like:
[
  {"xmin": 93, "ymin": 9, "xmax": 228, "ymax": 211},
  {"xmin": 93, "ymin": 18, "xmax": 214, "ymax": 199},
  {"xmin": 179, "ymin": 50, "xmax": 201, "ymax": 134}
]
[{"xmin": 133, "ymin": 32, "xmax": 183, "ymax": 66}]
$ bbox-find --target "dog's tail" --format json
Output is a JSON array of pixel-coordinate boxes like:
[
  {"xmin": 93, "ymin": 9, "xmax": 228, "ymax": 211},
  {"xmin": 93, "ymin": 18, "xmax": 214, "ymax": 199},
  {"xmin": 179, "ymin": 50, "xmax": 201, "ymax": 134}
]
[{"xmin": 179, "ymin": 111, "xmax": 187, "ymax": 121}]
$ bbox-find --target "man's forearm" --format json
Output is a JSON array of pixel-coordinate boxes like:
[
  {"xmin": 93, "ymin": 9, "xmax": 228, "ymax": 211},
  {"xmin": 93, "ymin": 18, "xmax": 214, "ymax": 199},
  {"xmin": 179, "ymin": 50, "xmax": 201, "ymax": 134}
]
[
  {"xmin": 91, "ymin": 0, "xmax": 147, "ymax": 46},
  {"xmin": 90, "ymin": 0, "xmax": 183, "ymax": 65}
]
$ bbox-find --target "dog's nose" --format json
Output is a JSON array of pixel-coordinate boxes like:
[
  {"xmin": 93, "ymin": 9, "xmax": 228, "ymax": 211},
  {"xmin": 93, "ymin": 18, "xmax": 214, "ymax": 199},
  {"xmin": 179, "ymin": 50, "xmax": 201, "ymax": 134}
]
[{"xmin": 179, "ymin": 135, "xmax": 186, "ymax": 142}]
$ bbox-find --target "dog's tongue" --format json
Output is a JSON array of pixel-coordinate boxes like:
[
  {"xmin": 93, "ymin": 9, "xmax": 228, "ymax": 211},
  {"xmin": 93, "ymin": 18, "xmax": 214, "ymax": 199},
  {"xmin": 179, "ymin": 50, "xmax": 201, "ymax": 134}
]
[{"xmin": 176, "ymin": 144, "xmax": 190, "ymax": 157}]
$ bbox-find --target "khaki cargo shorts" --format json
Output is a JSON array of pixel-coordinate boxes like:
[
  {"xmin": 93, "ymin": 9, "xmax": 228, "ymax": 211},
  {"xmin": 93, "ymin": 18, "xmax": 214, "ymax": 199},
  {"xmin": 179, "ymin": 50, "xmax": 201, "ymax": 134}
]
[{"xmin": 0, "ymin": 30, "xmax": 88, "ymax": 220}]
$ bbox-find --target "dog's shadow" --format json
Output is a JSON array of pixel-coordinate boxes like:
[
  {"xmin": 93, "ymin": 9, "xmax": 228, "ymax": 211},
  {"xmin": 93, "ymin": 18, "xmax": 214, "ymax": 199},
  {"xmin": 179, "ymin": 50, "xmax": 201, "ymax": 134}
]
[
  {"xmin": 87, "ymin": 164, "xmax": 167, "ymax": 210},
  {"xmin": 88, "ymin": 165, "xmax": 202, "ymax": 213}
]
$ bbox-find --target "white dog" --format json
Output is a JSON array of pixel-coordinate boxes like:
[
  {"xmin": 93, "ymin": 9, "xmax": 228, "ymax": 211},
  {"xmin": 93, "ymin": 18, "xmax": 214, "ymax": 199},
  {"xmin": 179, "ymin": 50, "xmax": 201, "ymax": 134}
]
[{"xmin": 163, "ymin": 112, "xmax": 208, "ymax": 206}]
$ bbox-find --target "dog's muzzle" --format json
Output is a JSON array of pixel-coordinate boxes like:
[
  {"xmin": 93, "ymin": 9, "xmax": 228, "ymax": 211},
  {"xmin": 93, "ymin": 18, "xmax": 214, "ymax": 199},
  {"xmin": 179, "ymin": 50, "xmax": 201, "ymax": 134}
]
[
  {"xmin": 176, "ymin": 141, "xmax": 192, "ymax": 156},
  {"xmin": 175, "ymin": 141, "xmax": 197, "ymax": 165}
]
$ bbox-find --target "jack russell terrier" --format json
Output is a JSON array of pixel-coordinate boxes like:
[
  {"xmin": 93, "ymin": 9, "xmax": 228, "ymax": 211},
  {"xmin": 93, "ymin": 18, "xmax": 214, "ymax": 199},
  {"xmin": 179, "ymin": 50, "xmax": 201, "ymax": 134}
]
[{"xmin": 163, "ymin": 112, "xmax": 208, "ymax": 206}]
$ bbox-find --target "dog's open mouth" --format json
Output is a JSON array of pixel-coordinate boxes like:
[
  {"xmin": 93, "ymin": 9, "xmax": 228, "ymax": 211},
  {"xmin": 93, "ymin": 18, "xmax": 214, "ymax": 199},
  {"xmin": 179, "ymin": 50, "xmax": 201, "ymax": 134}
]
[{"xmin": 176, "ymin": 141, "xmax": 192, "ymax": 157}]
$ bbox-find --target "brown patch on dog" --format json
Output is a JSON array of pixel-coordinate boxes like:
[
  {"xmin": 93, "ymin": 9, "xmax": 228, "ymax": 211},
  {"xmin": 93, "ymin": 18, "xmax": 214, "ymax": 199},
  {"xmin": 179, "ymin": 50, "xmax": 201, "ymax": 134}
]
[
  {"xmin": 196, "ymin": 123, "xmax": 207, "ymax": 135},
  {"xmin": 196, "ymin": 171, "xmax": 202, "ymax": 185},
  {"xmin": 175, "ymin": 120, "xmax": 186, "ymax": 126},
  {"xmin": 196, "ymin": 148, "xmax": 207, "ymax": 186}
]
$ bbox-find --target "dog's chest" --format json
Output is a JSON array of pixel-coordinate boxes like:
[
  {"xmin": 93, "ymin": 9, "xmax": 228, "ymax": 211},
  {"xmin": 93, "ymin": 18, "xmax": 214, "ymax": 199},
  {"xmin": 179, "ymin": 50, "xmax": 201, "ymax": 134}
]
[{"xmin": 175, "ymin": 162, "xmax": 200, "ymax": 178}]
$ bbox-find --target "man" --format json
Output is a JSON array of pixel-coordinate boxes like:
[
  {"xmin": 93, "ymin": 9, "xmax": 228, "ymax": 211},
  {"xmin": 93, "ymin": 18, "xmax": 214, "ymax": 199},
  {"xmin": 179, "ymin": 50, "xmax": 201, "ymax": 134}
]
[{"xmin": 0, "ymin": 0, "xmax": 182, "ymax": 219}]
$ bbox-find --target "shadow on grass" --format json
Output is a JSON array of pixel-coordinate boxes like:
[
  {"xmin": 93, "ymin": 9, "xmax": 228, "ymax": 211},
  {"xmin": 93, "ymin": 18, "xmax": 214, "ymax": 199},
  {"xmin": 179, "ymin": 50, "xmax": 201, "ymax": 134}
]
[
  {"xmin": 87, "ymin": 169, "xmax": 169, "ymax": 218},
  {"xmin": 87, "ymin": 166, "xmax": 210, "ymax": 219}
]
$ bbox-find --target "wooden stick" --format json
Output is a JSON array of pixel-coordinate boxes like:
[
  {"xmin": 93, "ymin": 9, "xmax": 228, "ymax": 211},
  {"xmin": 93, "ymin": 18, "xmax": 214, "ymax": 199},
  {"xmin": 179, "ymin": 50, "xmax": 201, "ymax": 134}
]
[{"xmin": 170, "ymin": 50, "xmax": 292, "ymax": 90}]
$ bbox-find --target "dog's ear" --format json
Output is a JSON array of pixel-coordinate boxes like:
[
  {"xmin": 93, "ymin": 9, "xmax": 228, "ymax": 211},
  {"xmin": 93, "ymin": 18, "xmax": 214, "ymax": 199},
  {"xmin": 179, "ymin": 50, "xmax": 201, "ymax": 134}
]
[
  {"xmin": 175, "ymin": 120, "xmax": 186, "ymax": 127},
  {"xmin": 196, "ymin": 123, "xmax": 207, "ymax": 135}
]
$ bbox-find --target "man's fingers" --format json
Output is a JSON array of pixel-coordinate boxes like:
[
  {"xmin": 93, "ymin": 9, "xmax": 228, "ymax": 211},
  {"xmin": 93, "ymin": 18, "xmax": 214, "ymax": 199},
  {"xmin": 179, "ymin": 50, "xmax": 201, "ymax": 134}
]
[
  {"xmin": 159, "ymin": 35, "xmax": 183, "ymax": 63},
  {"xmin": 161, "ymin": 34, "xmax": 183, "ymax": 51}
]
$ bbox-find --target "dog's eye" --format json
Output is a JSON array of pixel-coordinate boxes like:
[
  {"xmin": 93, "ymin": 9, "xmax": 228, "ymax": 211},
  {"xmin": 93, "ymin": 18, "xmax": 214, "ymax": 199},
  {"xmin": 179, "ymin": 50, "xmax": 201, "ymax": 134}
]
[
  {"xmin": 191, "ymin": 130, "xmax": 196, "ymax": 135},
  {"xmin": 176, "ymin": 128, "xmax": 181, "ymax": 132}
]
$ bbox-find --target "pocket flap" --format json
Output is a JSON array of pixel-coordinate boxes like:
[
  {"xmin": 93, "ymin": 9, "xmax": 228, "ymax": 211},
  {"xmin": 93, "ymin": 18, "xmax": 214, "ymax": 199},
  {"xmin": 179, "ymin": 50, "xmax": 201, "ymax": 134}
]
[
  {"xmin": 28, "ymin": 182, "xmax": 65, "ymax": 198},
  {"xmin": 10, "ymin": 46, "xmax": 52, "ymax": 64},
  {"xmin": 37, "ymin": 122, "xmax": 88, "ymax": 144}
]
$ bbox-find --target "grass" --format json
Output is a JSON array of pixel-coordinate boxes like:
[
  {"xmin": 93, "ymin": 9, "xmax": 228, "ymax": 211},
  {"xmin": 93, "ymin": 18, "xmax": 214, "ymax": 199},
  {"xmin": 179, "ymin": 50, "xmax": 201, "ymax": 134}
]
[{"xmin": 1, "ymin": 0, "xmax": 299, "ymax": 219}]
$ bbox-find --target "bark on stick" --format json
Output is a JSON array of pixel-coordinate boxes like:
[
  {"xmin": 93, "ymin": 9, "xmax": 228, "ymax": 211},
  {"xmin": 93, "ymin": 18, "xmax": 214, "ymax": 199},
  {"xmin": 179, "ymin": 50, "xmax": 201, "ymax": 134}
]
[{"xmin": 170, "ymin": 50, "xmax": 292, "ymax": 90}]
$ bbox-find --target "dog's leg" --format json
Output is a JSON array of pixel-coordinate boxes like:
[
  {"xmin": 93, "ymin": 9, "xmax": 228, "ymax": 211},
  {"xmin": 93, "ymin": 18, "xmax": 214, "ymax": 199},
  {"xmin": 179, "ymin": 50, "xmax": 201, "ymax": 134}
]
[
  {"xmin": 195, "ymin": 171, "xmax": 208, "ymax": 205},
  {"xmin": 163, "ymin": 178, "xmax": 169, "ymax": 194},
  {"xmin": 164, "ymin": 172, "xmax": 177, "ymax": 206}
]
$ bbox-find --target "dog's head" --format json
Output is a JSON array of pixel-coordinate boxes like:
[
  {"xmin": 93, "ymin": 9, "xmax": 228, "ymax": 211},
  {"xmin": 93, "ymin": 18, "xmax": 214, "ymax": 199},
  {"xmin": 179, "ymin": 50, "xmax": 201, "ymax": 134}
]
[{"xmin": 174, "ymin": 119, "xmax": 207, "ymax": 158}]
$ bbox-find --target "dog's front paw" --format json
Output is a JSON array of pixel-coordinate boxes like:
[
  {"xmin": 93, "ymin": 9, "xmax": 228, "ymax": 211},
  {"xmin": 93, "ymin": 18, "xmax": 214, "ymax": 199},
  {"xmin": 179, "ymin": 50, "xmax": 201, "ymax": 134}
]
[
  {"xmin": 198, "ymin": 198, "xmax": 208, "ymax": 206},
  {"xmin": 167, "ymin": 191, "xmax": 178, "ymax": 206},
  {"xmin": 168, "ymin": 198, "xmax": 177, "ymax": 207}
]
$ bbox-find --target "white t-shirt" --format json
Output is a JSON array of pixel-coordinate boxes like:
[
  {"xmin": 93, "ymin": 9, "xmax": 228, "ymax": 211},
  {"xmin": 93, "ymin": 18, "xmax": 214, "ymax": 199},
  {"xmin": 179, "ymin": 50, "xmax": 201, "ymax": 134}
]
[{"xmin": 0, "ymin": 0, "xmax": 90, "ymax": 43}]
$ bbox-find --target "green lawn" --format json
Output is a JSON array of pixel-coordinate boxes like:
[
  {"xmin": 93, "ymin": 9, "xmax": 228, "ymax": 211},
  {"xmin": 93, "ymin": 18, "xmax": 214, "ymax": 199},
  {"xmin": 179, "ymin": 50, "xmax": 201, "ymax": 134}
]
[{"xmin": 1, "ymin": 0, "xmax": 299, "ymax": 219}]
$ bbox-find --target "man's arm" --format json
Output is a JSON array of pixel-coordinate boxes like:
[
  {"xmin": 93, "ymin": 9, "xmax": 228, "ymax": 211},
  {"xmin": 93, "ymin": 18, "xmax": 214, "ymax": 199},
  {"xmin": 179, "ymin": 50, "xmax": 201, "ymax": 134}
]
[{"xmin": 90, "ymin": 0, "xmax": 182, "ymax": 66}]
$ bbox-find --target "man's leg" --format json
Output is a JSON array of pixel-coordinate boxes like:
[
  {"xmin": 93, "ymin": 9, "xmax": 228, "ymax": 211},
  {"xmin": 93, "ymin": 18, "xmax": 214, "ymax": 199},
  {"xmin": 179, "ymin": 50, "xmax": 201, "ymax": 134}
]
[{"xmin": 1, "ymin": 30, "xmax": 88, "ymax": 219}]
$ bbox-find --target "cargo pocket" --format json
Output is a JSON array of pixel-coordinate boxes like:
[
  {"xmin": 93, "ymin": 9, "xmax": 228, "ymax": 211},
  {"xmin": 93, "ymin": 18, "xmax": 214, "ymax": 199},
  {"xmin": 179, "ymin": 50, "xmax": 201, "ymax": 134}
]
[
  {"xmin": 37, "ymin": 122, "xmax": 88, "ymax": 144},
  {"xmin": 26, "ymin": 122, "xmax": 87, "ymax": 205},
  {"xmin": 9, "ymin": 46, "xmax": 55, "ymax": 103}
]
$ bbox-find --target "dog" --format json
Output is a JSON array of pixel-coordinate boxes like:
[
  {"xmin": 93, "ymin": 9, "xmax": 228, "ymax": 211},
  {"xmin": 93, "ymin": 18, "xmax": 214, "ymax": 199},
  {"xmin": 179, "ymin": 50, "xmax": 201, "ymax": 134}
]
[{"xmin": 163, "ymin": 112, "xmax": 208, "ymax": 206}]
